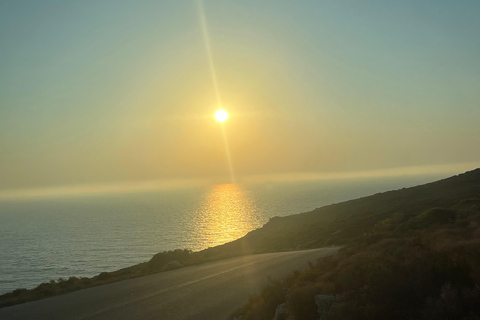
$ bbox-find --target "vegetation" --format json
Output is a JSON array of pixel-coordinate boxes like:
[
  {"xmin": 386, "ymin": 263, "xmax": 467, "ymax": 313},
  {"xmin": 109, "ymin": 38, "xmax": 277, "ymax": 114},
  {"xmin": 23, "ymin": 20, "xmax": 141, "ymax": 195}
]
[
  {"xmin": 2, "ymin": 169, "xmax": 480, "ymax": 313},
  {"xmin": 229, "ymin": 170, "xmax": 480, "ymax": 320}
]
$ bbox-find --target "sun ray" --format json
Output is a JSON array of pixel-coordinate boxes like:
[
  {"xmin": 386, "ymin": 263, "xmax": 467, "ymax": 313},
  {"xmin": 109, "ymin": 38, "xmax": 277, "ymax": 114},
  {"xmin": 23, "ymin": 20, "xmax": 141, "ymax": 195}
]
[
  {"xmin": 221, "ymin": 123, "xmax": 236, "ymax": 183},
  {"xmin": 196, "ymin": 0, "xmax": 222, "ymax": 108},
  {"xmin": 196, "ymin": 1, "xmax": 235, "ymax": 183}
]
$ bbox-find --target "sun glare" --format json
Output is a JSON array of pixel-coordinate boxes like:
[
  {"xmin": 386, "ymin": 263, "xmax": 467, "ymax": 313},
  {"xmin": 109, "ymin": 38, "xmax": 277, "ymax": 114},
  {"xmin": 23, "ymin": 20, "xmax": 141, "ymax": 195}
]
[{"xmin": 214, "ymin": 109, "xmax": 228, "ymax": 122}]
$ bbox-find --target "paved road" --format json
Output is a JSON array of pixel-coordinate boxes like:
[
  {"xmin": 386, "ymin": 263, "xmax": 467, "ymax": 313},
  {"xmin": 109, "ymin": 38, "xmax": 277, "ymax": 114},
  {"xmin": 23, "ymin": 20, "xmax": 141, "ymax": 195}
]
[{"xmin": 0, "ymin": 248, "xmax": 338, "ymax": 320}]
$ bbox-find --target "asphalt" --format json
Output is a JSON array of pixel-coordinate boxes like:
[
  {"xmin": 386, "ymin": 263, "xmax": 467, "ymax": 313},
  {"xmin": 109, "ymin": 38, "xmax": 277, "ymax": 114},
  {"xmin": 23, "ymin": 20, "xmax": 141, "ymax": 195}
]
[{"xmin": 0, "ymin": 247, "xmax": 338, "ymax": 320}]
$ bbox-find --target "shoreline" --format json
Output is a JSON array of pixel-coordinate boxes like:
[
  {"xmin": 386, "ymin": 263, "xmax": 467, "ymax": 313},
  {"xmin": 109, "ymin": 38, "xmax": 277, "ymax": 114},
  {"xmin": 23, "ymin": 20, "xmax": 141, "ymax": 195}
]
[{"xmin": 2, "ymin": 168, "xmax": 479, "ymax": 308}]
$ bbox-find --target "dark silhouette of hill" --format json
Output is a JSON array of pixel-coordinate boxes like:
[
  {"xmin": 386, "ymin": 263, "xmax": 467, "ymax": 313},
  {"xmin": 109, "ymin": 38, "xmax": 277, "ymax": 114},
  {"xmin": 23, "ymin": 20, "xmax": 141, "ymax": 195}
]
[{"xmin": 2, "ymin": 168, "xmax": 479, "ymax": 309}]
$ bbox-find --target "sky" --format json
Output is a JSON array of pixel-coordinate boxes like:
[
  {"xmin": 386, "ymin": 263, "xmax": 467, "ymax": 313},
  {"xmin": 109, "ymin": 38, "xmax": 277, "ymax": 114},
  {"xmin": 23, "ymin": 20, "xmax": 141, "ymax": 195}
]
[{"xmin": 1, "ymin": 0, "xmax": 480, "ymax": 196}]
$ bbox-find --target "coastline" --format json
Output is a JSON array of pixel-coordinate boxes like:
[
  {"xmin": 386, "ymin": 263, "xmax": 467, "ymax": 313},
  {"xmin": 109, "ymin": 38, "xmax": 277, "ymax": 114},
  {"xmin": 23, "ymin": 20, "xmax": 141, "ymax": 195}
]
[{"xmin": 2, "ymin": 168, "xmax": 479, "ymax": 308}]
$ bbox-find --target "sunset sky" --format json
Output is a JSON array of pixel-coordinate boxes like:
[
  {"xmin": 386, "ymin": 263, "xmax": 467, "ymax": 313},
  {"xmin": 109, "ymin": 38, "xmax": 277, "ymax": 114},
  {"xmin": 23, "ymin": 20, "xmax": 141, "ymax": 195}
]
[{"xmin": 1, "ymin": 0, "xmax": 480, "ymax": 195}]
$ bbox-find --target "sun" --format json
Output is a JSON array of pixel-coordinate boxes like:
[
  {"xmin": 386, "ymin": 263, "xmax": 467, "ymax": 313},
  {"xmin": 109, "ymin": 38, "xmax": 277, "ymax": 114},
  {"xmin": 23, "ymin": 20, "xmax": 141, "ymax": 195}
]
[{"xmin": 214, "ymin": 109, "xmax": 228, "ymax": 122}]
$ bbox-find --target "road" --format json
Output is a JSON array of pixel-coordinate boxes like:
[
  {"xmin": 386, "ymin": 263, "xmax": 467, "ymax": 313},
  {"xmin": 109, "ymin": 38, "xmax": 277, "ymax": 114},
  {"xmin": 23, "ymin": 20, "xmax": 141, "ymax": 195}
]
[{"xmin": 0, "ymin": 248, "xmax": 338, "ymax": 320}]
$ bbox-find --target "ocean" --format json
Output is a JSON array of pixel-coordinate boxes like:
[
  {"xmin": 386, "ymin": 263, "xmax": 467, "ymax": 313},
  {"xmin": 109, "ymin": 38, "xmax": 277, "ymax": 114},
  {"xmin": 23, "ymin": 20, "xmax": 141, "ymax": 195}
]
[{"xmin": 0, "ymin": 174, "xmax": 448, "ymax": 294}]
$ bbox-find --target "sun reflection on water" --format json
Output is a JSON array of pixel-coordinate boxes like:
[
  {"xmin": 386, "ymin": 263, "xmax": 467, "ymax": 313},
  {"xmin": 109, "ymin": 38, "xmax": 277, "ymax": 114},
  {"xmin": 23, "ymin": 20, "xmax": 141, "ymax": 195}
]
[{"xmin": 189, "ymin": 184, "xmax": 261, "ymax": 251}]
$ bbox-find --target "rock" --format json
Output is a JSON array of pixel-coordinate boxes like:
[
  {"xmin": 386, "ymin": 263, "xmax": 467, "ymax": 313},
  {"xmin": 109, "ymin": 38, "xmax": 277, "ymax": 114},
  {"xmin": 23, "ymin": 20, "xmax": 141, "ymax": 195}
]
[
  {"xmin": 273, "ymin": 303, "xmax": 287, "ymax": 320},
  {"xmin": 315, "ymin": 294, "xmax": 336, "ymax": 319}
]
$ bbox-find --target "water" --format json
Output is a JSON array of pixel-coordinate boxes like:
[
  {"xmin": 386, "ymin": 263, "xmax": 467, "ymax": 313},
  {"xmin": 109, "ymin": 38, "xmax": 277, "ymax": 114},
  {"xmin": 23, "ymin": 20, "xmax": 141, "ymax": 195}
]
[{"xmin": 0, "ymin": 174, "xmax": 446, "ymax": 294}]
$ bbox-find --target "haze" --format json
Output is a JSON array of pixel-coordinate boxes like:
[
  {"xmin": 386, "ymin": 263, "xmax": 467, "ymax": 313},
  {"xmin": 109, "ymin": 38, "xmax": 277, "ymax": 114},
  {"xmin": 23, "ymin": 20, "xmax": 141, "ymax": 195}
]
[{"xmin": 1, "ymin": 1, "xmax": 480, "ymax": 197}]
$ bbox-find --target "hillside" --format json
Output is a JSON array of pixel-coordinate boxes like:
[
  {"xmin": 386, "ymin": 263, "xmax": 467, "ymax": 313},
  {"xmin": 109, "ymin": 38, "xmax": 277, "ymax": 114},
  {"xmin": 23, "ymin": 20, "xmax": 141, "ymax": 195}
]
[{"xmin": 230, "ymin": 169, "xmax": 480, "ymax": 320}]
